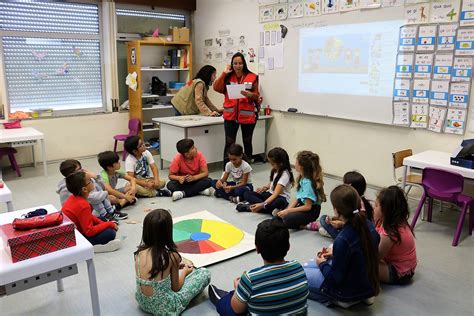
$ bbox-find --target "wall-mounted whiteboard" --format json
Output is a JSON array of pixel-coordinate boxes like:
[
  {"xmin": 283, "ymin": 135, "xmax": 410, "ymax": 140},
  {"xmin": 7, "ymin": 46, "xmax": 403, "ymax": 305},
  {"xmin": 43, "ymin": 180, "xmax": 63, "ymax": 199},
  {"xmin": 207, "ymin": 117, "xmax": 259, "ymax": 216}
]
[{"xmin": 259, "ymin": 7, "xmax": 405, "ymax": 125}]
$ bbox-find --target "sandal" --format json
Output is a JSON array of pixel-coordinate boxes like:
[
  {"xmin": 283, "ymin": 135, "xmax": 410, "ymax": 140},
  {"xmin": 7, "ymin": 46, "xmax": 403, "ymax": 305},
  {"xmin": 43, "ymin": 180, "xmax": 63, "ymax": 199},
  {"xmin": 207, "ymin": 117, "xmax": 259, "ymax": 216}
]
[{"xmin": 306, "ymin": 221, "xmax": 320, "ymax": 231}]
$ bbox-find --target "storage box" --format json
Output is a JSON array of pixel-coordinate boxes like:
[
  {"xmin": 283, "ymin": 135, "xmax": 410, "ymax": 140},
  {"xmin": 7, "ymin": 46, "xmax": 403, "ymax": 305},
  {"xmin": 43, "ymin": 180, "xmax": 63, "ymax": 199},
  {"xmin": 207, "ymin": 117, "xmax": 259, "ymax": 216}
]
[
  {"xmin": 0, "ymin": 215, "xmax": 76, "ymax": 263},
  {"xmin": 169, "ymin": 27, "xmax": 179, "ymax": 42},
  {"xmin": 179, "ymin": 27, "xmax": 190, "ymax": 42}
]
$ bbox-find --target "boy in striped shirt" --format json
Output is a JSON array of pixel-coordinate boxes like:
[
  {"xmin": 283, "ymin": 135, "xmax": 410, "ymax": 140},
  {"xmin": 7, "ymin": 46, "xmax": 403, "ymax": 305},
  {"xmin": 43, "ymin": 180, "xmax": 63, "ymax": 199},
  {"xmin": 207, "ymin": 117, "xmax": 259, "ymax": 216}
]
[{"xmin": 209, "ymin": 219, "xmax": 309, "ymax": 315}]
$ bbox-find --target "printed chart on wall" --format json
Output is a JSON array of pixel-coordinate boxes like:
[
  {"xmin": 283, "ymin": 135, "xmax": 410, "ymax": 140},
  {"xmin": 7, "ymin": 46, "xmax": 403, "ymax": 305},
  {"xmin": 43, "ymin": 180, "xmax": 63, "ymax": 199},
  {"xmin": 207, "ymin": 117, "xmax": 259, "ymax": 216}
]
[
  {"xmin": 203, "ymin": 29, "xmax": 256, "ymax": 66},
  {"xmin": 172, "ymin": 211, "xmax": 255, "ymax": 267},
  {"xmin": 259, "ymin": 22, "xmax": 285, "ymax": 74}
]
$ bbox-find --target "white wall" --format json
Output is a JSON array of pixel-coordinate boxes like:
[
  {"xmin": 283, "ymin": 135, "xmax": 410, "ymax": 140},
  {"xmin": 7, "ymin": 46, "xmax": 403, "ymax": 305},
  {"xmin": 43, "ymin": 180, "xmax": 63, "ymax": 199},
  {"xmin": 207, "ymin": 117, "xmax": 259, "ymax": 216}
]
[{"xmin": 194, "ymin": 0, "xmax": 473, "ymax": 187}]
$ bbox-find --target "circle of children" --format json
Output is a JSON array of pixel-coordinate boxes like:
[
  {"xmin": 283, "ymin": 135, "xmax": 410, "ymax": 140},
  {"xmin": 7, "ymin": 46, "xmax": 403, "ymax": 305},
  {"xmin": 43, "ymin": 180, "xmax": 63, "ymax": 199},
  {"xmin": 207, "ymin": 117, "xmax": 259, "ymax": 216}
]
[{"xmin": 58, "ymin": 135, "xmax": 417, "ymax": 315}]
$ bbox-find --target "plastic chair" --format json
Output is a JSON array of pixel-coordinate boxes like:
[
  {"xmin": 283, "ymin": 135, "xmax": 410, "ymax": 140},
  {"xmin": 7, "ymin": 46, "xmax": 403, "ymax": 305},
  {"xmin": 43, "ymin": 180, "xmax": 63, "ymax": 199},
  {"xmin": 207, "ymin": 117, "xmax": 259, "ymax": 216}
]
[
  {"xmin": 0, "ymin": 147, "xmax": 21, "ymax": 177},
  {"xmin": 410, "ymin": 168, "xmax": 474, "ymax": 246},
  {"xmin": 392, "ymin": 149, "xmax": 423, "ymax": 195},
  {"xmin": 113, "ymin": 118, "xmax": 140, "ymax": 161}
]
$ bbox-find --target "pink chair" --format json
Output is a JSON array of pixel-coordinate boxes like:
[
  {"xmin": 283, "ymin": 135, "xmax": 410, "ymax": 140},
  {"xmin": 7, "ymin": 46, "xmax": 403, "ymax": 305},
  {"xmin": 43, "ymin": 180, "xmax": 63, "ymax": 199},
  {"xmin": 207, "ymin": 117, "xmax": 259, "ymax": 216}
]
[
  {"xmin": 410, "ymin": 167, "xmax": 474, "ymax": 246},
  {"xmin": 0, "ymin": 147, "xmax": 21, "ymax": 177},
  {"xmin": 113, "ymin": 118, "xmax": 140, "ymax": 161}
]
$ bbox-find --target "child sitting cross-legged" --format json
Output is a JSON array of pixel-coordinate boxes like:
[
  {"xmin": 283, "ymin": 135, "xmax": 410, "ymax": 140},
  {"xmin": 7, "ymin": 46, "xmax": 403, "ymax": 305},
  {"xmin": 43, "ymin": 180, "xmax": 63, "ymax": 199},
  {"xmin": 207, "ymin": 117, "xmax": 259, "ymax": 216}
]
[
  {"xmin": 62, "ymin": 171, "xmax": 121, "ymax": 253},
  {"xmin": 208, "ymin": 218, "xmax": 309, "ymax": 315},
  {"xmin": 211, "ymin": 144, "xmax": 253, "ymax": 203}
]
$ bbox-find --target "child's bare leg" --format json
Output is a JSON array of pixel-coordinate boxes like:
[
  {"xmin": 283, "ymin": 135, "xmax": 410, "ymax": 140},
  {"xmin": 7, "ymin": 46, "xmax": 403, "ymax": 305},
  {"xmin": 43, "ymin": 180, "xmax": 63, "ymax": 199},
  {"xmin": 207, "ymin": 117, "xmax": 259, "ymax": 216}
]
[
  {"xmin": 379, "ymin": 260, "xmax": 391, "ymax": 283},
  {"xmin": 109, "ymin": 195, "xmax": 119, "ymax": 205}
]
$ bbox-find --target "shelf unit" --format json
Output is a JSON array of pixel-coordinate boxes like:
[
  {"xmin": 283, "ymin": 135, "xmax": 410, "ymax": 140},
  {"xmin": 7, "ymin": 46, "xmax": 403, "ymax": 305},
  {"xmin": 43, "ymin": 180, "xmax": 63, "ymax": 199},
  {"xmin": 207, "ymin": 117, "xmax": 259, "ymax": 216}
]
[{"xmin": 127, "ymin": 39, "xmax": 192, "ymax": 143}]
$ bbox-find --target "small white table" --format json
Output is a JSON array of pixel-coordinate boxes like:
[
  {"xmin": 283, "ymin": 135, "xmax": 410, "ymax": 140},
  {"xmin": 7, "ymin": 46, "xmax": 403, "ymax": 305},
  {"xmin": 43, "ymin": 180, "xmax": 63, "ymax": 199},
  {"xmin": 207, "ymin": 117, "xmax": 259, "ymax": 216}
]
[
  {"xmin": 0, "ymin": 184, "xmax": 14, "ymax": 212},
  {"xmin": 0, "ymin": 205, "xmax": 100, "ymax": 315},
  {"xmin": 153, "ymin": 115, "xmax": 272, "ymax": 168},
  {"xmin": 402, "ymin": 150, "xmax": 474, "ymax": 187},
  {"xmin": 0, "ymin": 127, "xmax": 47, "ymax": 176}
]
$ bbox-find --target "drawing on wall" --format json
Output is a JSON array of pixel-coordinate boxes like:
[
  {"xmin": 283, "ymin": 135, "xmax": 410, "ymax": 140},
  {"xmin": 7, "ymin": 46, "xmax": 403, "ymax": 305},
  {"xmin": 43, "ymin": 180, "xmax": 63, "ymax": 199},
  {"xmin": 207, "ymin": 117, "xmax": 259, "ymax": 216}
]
[
  {"xmin": 304, "ymin": 0, "xmax": 322, "ymax": 16},
  {"xmin": 275, "ymin": 4, "xmax": 288, "ymax": 20},
  {"xmin": 259, "ymin": 6, "xmax": 275, "ymax": 23},
  {"xmin": 288, "ymin": 2, "xmax": 304, "ymax": 18}
]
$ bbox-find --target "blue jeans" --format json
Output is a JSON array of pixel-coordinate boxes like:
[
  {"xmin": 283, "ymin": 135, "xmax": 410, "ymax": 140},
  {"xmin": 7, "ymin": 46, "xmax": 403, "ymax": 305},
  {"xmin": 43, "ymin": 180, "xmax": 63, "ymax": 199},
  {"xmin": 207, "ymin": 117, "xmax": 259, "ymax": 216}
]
[
  {"xmin": 303, "ymin": 259, "xmax": 332, "ymax": 303},
  {"xmin": 320, "ymin": 215, "xmax": 341, "ymax": 239},
  {"xmin": 211, "ymin": 180, "xmax": 253, "ymax": 200},
  {"xmin": 86, "ymin": 228, "xmax": 116, "ymax": 245}
]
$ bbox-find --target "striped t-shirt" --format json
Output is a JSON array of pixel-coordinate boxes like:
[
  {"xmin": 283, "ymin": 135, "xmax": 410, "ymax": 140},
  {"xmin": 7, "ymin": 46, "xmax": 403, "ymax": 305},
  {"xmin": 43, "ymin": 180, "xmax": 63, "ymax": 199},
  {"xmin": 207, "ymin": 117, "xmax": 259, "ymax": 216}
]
[{"xmin": 235, "ymin": 260, "xmax": 308, "ymax": 315}]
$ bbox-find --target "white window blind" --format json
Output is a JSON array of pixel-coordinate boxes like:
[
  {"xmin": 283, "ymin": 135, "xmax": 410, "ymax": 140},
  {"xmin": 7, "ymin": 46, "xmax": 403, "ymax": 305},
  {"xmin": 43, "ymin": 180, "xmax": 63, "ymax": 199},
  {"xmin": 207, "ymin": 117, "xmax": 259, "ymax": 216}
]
[{"xmin": 0, "ymin": 1, "xmax": 104, "ymax": 113}]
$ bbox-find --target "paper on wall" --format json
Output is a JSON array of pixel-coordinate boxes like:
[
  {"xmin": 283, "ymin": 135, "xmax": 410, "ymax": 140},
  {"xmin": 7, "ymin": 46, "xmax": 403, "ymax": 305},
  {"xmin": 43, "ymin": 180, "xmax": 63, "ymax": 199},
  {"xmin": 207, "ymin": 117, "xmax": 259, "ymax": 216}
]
[
  {"xmin": 445, "ymin": 108, "xmax": 467, "ymax": 134},
  {"xmin": 399, "ymin": 25, "xmax": 418, "ymax": 52},
  {"xmin": 417, "ymin": 24, "xmax": 437, "ymax": 51},
  {"xmin": 430, "ymin": 0, "xmax": 460, "ymax": 23},
  {"xmin": 410, "ymin": 103, "xmax": 429, "ymax": 128},
  {"xmin": 382, "ymin": 0, "xmax": 404, "ymax": 7},
  {"xmin": 437, "ymin": 24, "xmax": 457, "ymax": 51},
  {"xmin": 460, "ymin": 0, "xmax": 474, "ymax": 26},
  {"xmin": 340, "ymin": 0, "xmax": 360, "ymax": 12},
  {"xmin": 360, "ymin": 0, "xmax": 381, "ymax": 9},
  {"xmin": 393, "ymin": 101, "xmax": 410, "ymax": 125},
  {"xmin": 428, "ymin": 106, "xmax": 447, "ymax": 133},
  {"xmin": 405, "ymin": 4, "xmax": 431, "ymax": 24},
  {"xmin": 429, "ymin": 80, "xmax": 450, "ymax": 106},
  {"xmin": 455, "ymin": 28, "xmax": 474, "ymax": 56},
  {"xmin": 452, "ymin": 57, "xmax": 473, "ymax": 81},
  {"xmin": 449, "ymin": 82, "xmax": 470, "ymax": 108},
  {"xmin": 304, "ymin": 0, "xmax": 322, "ymax": 16},
  {"xmin": 288, "ymin": 2, "xmax": 304, "ymax": 18},
  {"xmin": 414, "ymin": 53, "xmax": 434, "ymax": 79}
]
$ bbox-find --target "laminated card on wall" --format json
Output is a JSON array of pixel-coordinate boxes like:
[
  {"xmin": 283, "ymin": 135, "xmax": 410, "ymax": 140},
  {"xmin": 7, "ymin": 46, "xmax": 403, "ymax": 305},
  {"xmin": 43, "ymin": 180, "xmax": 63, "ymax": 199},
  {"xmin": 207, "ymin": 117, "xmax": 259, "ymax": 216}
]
[
  {"xmin": 393, "ymin": 78, "xmax": 412, "ymax": 101},
  {"xmin": 437, "ymin": 24, "xmax": 457, "ymax": 51},
  {"xmin": 449, "ymin": 82, "xmax": 470, "ymax": 108},
  {"xmin": 445, "ymin": 108, "xmax": 467, "ymax": 134},
  {"xmin": 411, "ymin": 103, "xmax": 429, "ymax": 128},
  {"xmin": 430, "ymin": 80, "xmax": 450, "ymax": 106},
  {"xmin": 460, "ymin": 0, "xmax": 474, "ymax": 26},
  {"xmin": 428, "ymin": 106, "xmax": 447, "ymax": 133},
  {"xmin": 412, "ymin": 79, "xmax": 431, "ymax": 103},
  {"xmin": 433, "ymin": 54, "xmax": 454, "ymax": 80},
  {"xmin": 455, "ymin": 28, "xmax": 474, "ymax": 55},
  {"xmin": 393, "ymin": 101, "xmax": 410, "ymax": 126},
  {"xmin": 430, "ymin": 0, "xmax": 461, "ymax": 23},
  {"xmin": 452, "ymin": 57, "xmax": 473, "ymax": 81},
  {"xmin": 405, "ymin": 4, "xmax": 431, "ymax": 24},
  {"xmin": 417, "ymin": 24, "xmax": 438, "ymax": 52},
  {"xmin": 396, "ymin": 54, "xmax": 414, "ymax": 78},
  {"xmin": 399, "ymin": 25, "xmax": 418, "ymax": 52},
  {"xmin": 414, "ymin": 53, "xmax": 434, "ymax": 78}
]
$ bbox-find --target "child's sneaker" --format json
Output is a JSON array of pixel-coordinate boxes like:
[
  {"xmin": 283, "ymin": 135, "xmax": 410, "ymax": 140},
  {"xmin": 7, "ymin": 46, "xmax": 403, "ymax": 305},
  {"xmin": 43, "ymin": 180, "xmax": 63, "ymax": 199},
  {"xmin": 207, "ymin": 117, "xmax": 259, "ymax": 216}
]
[
  {"xmin": 306, "ymin": 221, "xmax": 320, "ymax": 231},
  {"xmin": 114, "ymin": 211, "xmax": 128, "ymax": 220},
  {"xmin": 236, "ymin": 202, "xmax": 250, "ymax": 212},
  {"xmin": 208, "ymin": 284, "xmax": 227, "ymax": 305},
  {"xmin": 93, "ymin": 239, "xmax": 121, "ymax": 253},
  {"xmin": 229, "ymin": 196, "xmax": 240, "ymax": 204},
  {"xmin": 271, "ymin": 209, "xmax": 281, "ymax": 217},
  {"xmin": 156, "ymin": 189, "xmax": 171, "ymax": 197},
  {"xmin": 172, "ymin": 191, "xmax": 185, "ymax": 201},
  {"xmin": 199, "ymin": 188, "xmax": 211, "ymax": 196},
  {"xmin": 318, "ymin": 226, "xmax": 332, "ymax": 238}
]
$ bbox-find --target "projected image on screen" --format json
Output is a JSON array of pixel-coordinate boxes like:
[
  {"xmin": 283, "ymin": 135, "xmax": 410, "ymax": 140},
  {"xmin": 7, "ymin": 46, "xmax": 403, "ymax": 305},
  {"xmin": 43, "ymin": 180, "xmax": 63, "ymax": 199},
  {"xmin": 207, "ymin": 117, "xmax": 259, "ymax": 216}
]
[{"xmin": 299, "ymin": 20, "xmax": 403, "ymax": 97}]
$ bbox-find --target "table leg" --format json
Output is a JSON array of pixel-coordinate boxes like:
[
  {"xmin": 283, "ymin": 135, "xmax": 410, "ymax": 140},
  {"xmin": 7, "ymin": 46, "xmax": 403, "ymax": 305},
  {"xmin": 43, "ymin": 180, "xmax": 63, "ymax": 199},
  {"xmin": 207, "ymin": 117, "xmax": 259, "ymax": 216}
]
[
  {"xmin": 32, "ymin": 144, "xmax": 36, "ymax": 167},
  {"xmin": 6, "ymin": 201, "xmax": 14, "ymax": 212},
  {"xmin": 56, "ymin": 278, "xmax": 64, "ymax": 292},
  {"xmin": 401, "ymin": 166, "xmax": 408, "ymax": 190},
  {"xmin": 40, "ymin": 139, "xmax": 47, "ymax": 177},
  {"xmin": 87, "ymin": 259, "xmax": 101, "ymax": 316}
]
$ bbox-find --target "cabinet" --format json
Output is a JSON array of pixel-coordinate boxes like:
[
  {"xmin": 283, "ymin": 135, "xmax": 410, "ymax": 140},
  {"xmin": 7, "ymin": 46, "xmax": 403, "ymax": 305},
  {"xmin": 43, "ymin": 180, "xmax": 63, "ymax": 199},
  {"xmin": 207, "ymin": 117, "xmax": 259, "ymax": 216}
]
[{"xmin": 126, "ymin": 39, "xmax": 192, "ymax": 151}]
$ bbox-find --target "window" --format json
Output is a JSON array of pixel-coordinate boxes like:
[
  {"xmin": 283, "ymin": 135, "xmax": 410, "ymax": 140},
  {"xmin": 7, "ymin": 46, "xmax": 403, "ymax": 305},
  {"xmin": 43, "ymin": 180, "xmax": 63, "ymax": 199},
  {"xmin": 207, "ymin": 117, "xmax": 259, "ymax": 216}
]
[{"xmin": 0, "ymin": 1, "xmax": 104, "ymax": 114}]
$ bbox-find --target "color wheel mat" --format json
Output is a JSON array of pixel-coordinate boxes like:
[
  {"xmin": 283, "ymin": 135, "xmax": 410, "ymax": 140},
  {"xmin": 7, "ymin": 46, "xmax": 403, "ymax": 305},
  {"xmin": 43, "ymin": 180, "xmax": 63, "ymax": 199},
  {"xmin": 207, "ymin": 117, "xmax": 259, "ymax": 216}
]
[{"xmin": 172, "ymin": 211, "xmax": 255, "ymax": 267}]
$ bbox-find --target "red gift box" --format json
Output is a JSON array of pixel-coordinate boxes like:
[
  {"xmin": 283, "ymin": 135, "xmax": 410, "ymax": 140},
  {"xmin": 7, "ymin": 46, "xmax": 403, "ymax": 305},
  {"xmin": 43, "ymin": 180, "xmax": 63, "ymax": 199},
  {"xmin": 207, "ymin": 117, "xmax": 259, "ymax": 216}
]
[{"xmin": 0, "ymin": 215, "xmax": 76, "ymax": 263}]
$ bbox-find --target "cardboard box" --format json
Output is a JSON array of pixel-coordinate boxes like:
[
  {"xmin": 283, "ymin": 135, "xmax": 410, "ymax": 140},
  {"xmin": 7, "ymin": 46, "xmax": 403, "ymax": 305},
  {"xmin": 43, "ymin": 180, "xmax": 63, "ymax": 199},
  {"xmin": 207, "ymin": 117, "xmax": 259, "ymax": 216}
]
[
  {"xmin": 0, "ymin": 215, "xmax": 76, "ymax": 263},
  {"xmin": 168, "ymin": 27, "xmax": 179, "ymax": 42},
  {"xmin": 179, "ymin": 27, "xmax": 190, "ymax": 42}
]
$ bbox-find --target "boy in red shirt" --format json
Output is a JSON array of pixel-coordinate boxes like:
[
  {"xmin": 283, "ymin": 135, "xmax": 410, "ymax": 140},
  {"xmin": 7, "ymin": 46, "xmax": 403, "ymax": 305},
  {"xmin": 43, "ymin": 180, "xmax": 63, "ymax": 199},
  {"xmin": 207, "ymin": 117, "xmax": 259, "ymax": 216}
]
[
  {"xmin": 167, "ymin": 139, "xmax": 212, "ymax": 201},
  {"xmin": 62, "ymin": 171, "xmax": 121, "ymax": 253}
]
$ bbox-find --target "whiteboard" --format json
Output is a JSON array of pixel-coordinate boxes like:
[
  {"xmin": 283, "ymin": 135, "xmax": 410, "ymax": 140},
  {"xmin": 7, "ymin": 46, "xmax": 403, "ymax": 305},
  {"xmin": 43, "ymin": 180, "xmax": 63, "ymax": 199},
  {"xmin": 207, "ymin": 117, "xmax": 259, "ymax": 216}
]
[{"xmin": 259, "ymin": 7, "xmax": 405, "ymax": 125}]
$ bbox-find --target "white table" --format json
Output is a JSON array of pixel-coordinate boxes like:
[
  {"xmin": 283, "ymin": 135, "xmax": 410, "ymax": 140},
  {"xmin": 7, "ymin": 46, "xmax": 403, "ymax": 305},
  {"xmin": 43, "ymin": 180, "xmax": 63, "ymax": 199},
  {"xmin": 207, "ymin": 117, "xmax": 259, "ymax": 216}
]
[
  {"xmin": 0, "ymin": 127, "xmax": 47, "ymax": 176},
  {"xmin": 0, "ymin": 184, "xmax": 14, "ymax": 212},
  {"xmin": 0, "ymin": 205, "xmax": 100, "ymax": 315},
  {"xmin": 153, "ymin": 115, "xmax": 272, "ymax": 168},
  {"xmin": 402, "ymin": 150, "xmax": 474, "ymax": 187}
]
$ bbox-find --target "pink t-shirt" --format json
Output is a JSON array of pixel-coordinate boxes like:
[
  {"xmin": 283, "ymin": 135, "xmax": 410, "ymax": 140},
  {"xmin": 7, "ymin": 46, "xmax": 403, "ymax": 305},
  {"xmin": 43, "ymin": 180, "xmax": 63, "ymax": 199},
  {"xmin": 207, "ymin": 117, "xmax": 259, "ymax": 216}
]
[
  {"xmin": 376, "ymin": 223, "xmax": 417, "ymax": 276},
  {"xmin": 169, "ymin": 151, "xmax": 207, "ymax": 176}
]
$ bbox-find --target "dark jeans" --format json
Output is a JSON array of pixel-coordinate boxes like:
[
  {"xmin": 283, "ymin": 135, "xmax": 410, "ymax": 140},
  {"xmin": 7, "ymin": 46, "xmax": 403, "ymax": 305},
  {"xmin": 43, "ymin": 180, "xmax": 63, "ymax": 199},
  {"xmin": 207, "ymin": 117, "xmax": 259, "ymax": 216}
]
[
  {"xmin": 214, "ymin": 290, "xmax": 246, "ymax": 316},
  {"xmin": 243, "ymin": 191, "xmax": 289, "ymax": 214},
  {"xmin": 167, "ymin": 177, "xmax": 212, "ymax": 197},
  {"xmin": 223, "ymin": 120, "xmax": 256, "ymax": 165},
  {"xmin": 280, "ymin": 203, "xmax": 321, "ymax": 229},
  {"xmin": 319, "ymin": 215, "xmax": 340, "ymax": 239},
  {"xmin": 86, "ymin": 228, "xmax": 116, "ymax": 245},
  {"xmin": 211, "ymin": 180, "xmax": 253, "ymax": 200}
]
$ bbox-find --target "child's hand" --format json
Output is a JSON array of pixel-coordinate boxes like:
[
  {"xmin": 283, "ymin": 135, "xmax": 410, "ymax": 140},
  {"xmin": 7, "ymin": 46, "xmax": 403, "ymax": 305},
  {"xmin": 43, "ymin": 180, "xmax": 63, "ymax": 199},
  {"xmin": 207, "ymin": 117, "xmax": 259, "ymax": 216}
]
[
  {"xmin": 250, "ymin": 203, "xmax": 263, "ymax": 213},
  {"xmin": 277, "ymin": 209, "xmax": 290, "ymax": 218},
  {"xmin": 178, "ymin": 176, "xmax": 186, "ymax": 184},
  {"xmin": 241, "ymin": 90, "xmax": 253, "ymax": 98},
  {"xmin": 153, "ymin": 178, "xmax": 161, "ymax": 187},
  {"xmin": 224, "ymin": 186, "xmax": 233, "ymax": 193},
  {"xmin": 233, "ymin": 277, "xmax": 241, "ymax": 289},
  {"xmin": 125, "ymin": 194, "xmax": 135, "ymax": 203},
  {"xmin": 216, "ymin": 180, "xmax": 224, "ymax": 189},
  {"xmin": 112, "ymin": 223, "xmax": 118, "ymax": 231},
  {"xmin": 330, "ymin": 219, "xmax": 344, "ymax": 229},
  {"xmin": 185, "ymin": 174, "xmax": 194, "ymax": 182},
  {"xmin": 224, "ymin": 64, "xmax": 232, "ymax": 74},
  {"xmin": 256, "ymin": 186, "xmax": 267, "ymax": 193}
]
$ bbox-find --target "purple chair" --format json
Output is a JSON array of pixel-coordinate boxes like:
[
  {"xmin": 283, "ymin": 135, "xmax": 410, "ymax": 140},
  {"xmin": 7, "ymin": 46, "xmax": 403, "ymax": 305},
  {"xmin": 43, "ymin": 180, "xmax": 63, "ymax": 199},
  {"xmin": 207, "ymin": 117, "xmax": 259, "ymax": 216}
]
[
  {"xmin": 410, "ymin": 167, "xmax": 474, "ymax": 246},
  {"xmin": 113, "ymin": 118, "xmax": 140, "ymax": 161},
  {"xmin": 0, "ymin": 147, "xmax": 21, "ymax": 177}
]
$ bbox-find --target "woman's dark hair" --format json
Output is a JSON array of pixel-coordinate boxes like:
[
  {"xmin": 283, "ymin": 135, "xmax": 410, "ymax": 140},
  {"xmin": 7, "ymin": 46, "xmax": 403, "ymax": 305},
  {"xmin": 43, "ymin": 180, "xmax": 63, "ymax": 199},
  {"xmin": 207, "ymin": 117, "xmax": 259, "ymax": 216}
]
[
  {"xmin": 225, "ymin": 52, "xmax": 250, "ymax": 82},
  {"xmin": 343, "ymin": 171, "xmax": 374, "ymax": 221},
  {"xmin": 330, "ymin": 184, "xmax": 379, "ymax": 296},
  {"xmin": 377, "ymin": 185, "xmax": 413, "ymax": 244},
  {"xmin": 194, "ymin": 65, "xmax": 216, "ymax": 88},
  {"xmin": 134, "ymin": 209, "xmax": 181, "ymax": 280},
  {"xmin": 268, "ymin": 147, "xmax": 294, "ymax": 190},
  {"xmin": 228, "ymin": 143, "xmax": 243, "ymax": 157},
  {"xmin": 65, "ymin": 171, "xmax": 87, "ymax": 196},
  {"xmin": 255, "ymin": 218, "xmax": 290, "ymax": 262},
  {"xmin": 296, "ymin": 151, "xmax": 326, "ymax": 203},
  {"xmin": 124, "ymin": 136, "xmax": 140, "ymax": 155},
  {"xmin": 97, "ymin": 151, "xmax": 120, "ymax": 170}
]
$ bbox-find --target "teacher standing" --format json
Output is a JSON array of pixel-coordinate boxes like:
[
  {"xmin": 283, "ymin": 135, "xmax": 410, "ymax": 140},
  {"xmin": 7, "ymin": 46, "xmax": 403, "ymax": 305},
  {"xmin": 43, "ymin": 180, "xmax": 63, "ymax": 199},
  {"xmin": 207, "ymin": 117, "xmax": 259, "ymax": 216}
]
[
  {"xmin": 171, "ymin": 65, "xmax": 222, "ymax": 116},
  {"xmin": 213, "ymin": 52, "xmax": 260, "ymax": 164}
]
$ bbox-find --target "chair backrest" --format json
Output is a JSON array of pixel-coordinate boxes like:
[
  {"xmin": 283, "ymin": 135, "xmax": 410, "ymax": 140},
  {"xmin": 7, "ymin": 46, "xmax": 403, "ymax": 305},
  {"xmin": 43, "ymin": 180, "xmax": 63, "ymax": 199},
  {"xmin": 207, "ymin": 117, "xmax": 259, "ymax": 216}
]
[
  {"xmin": 422, "ymin": 168, "xmax": 464, "ymax": 201},
  {"xmin": 392, "ymin": 149, "xmax": 413, "ymax": 182},
  {"xmin": 128, "ymin": 118, "xmax": 141, "ymax": 136}
]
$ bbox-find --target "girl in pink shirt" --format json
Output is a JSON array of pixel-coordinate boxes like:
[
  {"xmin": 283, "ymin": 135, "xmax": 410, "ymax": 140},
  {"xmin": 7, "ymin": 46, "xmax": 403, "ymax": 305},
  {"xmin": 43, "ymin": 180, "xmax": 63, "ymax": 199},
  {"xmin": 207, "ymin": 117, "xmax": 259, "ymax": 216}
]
[{"xmin": 375, "ymin": 186, "xmax": 417, "ymax": 285}]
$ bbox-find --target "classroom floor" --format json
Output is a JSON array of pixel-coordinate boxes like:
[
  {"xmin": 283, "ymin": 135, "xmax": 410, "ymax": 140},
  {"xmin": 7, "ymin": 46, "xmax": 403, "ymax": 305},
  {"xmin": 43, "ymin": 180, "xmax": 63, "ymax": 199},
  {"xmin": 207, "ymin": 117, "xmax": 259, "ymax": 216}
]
[{"xmin": 1, "ymin": 157, "xmax": 473, "ymax": 316}]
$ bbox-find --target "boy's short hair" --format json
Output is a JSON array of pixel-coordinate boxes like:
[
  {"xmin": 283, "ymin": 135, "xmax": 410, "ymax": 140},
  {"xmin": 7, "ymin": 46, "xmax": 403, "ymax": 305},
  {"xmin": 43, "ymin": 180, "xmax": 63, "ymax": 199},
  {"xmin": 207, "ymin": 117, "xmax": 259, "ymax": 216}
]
[
  {"xmin": 60, "ymin": 159, "xmax": 81, "ymax": 177},
  {"xmin": 255, "ymin": 219, "xmax": 290, "ymax": 262},
  {"xmin": 98, "ymin": 151, "xmax": 120, "ymax": 170},
  {"xmin": 66, "ymin": 171, "xmax": 87, "ymax": 196},
  {"xmin": 176, "ymin": 139, "xmax": 194, "ymax": 155},
  {"xmin": 124, "ymin": 136, "xmax": 140, "ymax": 155}
]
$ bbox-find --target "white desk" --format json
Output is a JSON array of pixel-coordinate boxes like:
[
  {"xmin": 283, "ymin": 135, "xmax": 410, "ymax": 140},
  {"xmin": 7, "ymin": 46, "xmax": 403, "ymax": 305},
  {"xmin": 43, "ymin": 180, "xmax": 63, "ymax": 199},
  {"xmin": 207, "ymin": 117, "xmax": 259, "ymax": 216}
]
[
  {"xmin": 402, "ymin": 150, "xmax": 474, "ymax": 187},
  {"xmin": 0, "ymin": 184, "xmax": 14, "ymax": 212},
  {"xmin": 0, "ymin": 127, "xmax": 47, "ymax": 176},
  {"xmin": 0, "ymin": 205, "xmax": 100, "ymax": 315},
  {"xmin": 153, "ymin": 115, "xmax": 272, "ymax": 168}
]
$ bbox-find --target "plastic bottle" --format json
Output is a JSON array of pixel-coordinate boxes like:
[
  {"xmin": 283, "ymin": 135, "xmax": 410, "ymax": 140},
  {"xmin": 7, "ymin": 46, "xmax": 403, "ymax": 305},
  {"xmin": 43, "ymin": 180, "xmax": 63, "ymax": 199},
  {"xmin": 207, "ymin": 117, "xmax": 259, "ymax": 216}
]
[{"xmin": 265, "ymin": 105, "xmax": 271, "ymax": 115}]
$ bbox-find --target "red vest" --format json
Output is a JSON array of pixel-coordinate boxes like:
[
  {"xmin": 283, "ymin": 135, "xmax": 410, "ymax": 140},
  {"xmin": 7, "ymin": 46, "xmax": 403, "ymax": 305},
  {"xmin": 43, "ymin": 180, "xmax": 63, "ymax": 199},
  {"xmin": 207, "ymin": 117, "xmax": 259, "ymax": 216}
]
[{"xmin": 222, "ymin": 72, "xmax": 258, "ymax": 124}]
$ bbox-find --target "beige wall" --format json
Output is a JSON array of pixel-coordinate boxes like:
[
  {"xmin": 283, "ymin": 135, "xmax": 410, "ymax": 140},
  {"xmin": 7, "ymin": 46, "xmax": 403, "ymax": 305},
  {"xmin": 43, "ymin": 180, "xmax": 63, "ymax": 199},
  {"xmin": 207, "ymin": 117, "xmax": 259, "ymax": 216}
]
[{"xmin": 194, "ymin": 0, "xmax": 473, "ymax": 187}]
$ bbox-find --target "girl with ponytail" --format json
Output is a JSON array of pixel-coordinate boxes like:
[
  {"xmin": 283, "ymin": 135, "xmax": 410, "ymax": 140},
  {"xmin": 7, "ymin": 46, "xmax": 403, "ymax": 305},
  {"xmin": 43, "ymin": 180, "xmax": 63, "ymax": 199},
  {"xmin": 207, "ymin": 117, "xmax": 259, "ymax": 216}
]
[{"xmin": 303, "ymin": 184, "xmax": 380, "ymax": 307}]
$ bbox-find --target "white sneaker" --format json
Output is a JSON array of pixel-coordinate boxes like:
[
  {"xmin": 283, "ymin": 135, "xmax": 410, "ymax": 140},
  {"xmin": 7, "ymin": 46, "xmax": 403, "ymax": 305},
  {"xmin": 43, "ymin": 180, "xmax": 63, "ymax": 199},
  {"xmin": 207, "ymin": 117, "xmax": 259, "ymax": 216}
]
[
  {"xmin": 172, "ymin": 191, "xmax": 185, "ymax": 201},
  {"xmin": 271, "ymin": 209, "xmax": 281, "ymax": 217},
  {"xmin": 318, "ymin": 226, "xmax": 332, "ymax": 238},
  {"xmin": 93, "ymin": 239, "xmax": 121, "ymax": 253},
  {"xmin": 363, "ymin": 297, "xmax": 375, "ymax": 305},
  {"xmin": 335, "ymin": 300, "xmax": 360, "ymax": 309},
  {"xmin": 199, "ymin": 188, "xmax": 211, "ymax": 196}
]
